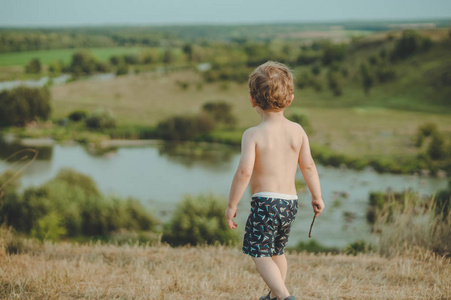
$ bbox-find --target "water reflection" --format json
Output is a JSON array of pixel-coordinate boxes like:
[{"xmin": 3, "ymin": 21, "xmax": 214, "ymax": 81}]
[
  {"xmin": 158, "ymin": 141, "xmax": 236, "ymax": 169},
  {"xmin": 0, "ymin": 134, "xmax": 53, "ymax": 161}
]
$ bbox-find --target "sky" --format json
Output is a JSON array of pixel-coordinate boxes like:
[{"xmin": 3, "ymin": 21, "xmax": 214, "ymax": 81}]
[{"xmin": 1, "ymin": 0, "xmax": 451, "ymax": 27}]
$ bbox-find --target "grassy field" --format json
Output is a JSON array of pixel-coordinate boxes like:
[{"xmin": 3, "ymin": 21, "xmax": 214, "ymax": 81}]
[
  {"xmin": 50, "ymin": 70, "xmax": 451, "ymax": 160},
  {"xmin": 0, "ymin": 47, "xmax": 143, "ymax": 67},
  {"xmin": 0, "ymin": 239, "xmax": 449, "ymax": 299}
]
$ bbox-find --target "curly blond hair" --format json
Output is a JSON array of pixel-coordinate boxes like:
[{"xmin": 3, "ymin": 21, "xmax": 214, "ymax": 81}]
[{"xmin": 248, "ymin": 61, "xmax": 294, "ymax": 111}]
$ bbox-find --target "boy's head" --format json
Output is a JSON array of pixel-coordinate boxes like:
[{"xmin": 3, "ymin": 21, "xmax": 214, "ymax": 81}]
[{"xmin": 248, "ymin": 61, "xmax": 294, "ymax": 111}]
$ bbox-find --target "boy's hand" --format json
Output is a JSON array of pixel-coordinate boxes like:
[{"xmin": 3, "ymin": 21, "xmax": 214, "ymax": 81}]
[
  {"xmin": 312, "ymin": 198, "xmax": 325, "ymax": 217},
  {"xmin": 225, "ymin": 207, "xmax": 237, "ymax": 229}
]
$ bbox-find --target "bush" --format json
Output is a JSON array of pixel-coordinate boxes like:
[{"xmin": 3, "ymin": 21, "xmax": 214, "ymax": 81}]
[
  {"xmin": 85, "ymin": 109, "xmax": 116, "ymax": 129},
  {"xmin": 68, "ymin": 110, "xmax": 88, "ymax": 122},
  {"xmin": 202, "ymin": 101, "xmax": 237, "ymax": 129},
  {"xmin": 162, "ymin": 194, "xmax": 238, "ymax": 246},
  {"xmin": 0, "ymin": 169, "xmax": 159, "ymax": 240},
  {"xmin": 25, "ymin": 58, "xmax": 41, "ymax": 74},
  {"xmin": 70, "ymin": 50, "xmax": 99, "ymax": 75},
  {"xmin": 327, "ymin": 71, "xmax": 342, "ymax": 96},
  {"xmin": 344, "ymin": 240, "xmax": 373, "ymax": 255},
  {"xmin": 311, "ymin": 63, "xmax": 321, "ymax": 75},
  {"xmin": 360, "ymin": 63, "xmax": 374, "ymax": 94},
  {"xmin": 427, "ymin": 133, "xmax": 447, "ymax": 160},
  {"xmin": 157, "ymin": 114, "xmax": 215, "ymax": 141},
  {"xmin": 116, "ymin": 62, "xmax": 129, "ymax": 76},
  {"xmin": 31, "ymin": 212, "xmax": 67, "ymax": 242},
  {"xmin": 0, "ymin": 86, "xmax": 51, "ymax": 127},
  {"xmin": 295, "ymin": 72, "xmax": 310, "ymax": 89},
  {"xmin": 415, "ymin": 122, "xmax": 438, "ymax": 146},
  {"xmin": 321, "ymin": 43, "xmax": 347, "ymax": 66},
  {"xmin": 375, "ymin": 65, "xmax": 396, "ymax": 83},
  {"xmin": 289, "ymin": 239, "xmax": 339, "ymax": 254},
  {"xmin": 49, "ymin": 60, "xmax": 63, "ymax": 74},
  {"xmin": 390, "ymin": 30, "xmax": 432, "ymax": 61}
]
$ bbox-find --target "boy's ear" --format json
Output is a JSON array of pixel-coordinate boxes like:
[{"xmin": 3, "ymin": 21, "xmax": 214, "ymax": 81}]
[{"xmin": 287, "ymin": 94, "xmax": 294, "ymax": 106}]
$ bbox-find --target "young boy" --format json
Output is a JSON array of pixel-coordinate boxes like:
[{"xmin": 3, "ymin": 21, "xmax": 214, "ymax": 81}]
[{"xmin": 225, "ymin": 61, "xmax": 325, "ymax": 300}]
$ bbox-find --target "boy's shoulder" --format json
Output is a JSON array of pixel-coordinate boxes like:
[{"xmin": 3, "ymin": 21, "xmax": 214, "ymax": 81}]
[{"xmin": 243, "ymin": 119, "xmax": 307, "ymax": 140}]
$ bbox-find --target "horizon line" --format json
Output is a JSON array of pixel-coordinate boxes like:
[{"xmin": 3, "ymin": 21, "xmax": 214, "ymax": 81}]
[{"xmin": 1, "ymin": 16, "xmax": 451, "ymax": 29}]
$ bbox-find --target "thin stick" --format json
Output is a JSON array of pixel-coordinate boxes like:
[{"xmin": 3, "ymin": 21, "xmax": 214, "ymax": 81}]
[{"xmin": 308, "ymin": 215, "xmax": 316, "ymax": 238}]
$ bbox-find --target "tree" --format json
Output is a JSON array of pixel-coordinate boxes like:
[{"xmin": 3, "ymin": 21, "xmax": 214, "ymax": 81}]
[
  {"xmin": 182, "ymin": 43, "xmax": 193, "ymax": 62},
  {"xmin": 163, "ymin": 48, "xmax": 174, "ymax": 65},
  {"xmin": 321, "ymin": 43, "xmax": 347, "ymax": 66},
  {"xmin": 327, "ymin": 71, "xmax": 342, "ymax": 97},
  {"xmin": 70, "ymin": 50, "xmax": 98, "ymax": 75},
  {"xmin": 360, "ymin": 63, "xmax": 374, "ymax": 94},
  {"xmin": 25, "ymin": 58, "xmax": 41, "ymax": 74},
  {"xmin": 0, "ymin": 87, "xmax": 51, "ymax": 127}
]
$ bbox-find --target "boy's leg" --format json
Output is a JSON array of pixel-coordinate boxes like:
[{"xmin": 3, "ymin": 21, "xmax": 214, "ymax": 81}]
[
  {"xmin": 252, "ymin": 257, "xmax": 290, "ymax": 300},
  {"xmin": 272, "ymin": 254, "xmax": 288, "ymax": 282}
]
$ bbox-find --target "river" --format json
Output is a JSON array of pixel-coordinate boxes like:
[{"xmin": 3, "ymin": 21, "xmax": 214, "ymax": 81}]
[{"xmin": 0, "ymin": 138, "xmax": 447, "ymax": 248}]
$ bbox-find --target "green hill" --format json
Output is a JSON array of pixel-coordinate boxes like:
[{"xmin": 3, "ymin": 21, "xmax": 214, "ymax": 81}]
[{"xmin": 288, "ymin": 29, "xmax": 451, "ymax": 114}]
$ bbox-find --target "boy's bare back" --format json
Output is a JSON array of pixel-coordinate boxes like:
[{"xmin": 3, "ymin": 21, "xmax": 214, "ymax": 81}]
[{"xmin": 245, "ymin": 116, "xmax": 305, "ymax": 196}]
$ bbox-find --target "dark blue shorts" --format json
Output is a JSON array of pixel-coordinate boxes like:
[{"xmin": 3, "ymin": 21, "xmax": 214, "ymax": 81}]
[{"xmin": 242, "ymin": 195, "xmax": 298, "ymax": 257}]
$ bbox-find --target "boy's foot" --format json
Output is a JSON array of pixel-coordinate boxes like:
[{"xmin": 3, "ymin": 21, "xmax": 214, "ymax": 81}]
[
  {"xmin": 283, "ymin": 296, "xmax": 296, "ymax": 300},
  {"xmin": 259, "ymin": 292, "xmax": 276, "ymax": 300}
]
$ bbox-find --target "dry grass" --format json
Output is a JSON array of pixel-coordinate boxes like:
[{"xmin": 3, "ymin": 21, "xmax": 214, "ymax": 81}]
[{"xmin": 0, "ymin": 237, "xmax": 450, "ymax": 299}]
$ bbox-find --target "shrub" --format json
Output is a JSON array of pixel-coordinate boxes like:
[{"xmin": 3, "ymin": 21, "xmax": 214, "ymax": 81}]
[
  {"xmin": 116, "ymin": 63, "xmax": 129, "ymax": 76},
  {"xmin": 85, "ymin": 109, "xmax": 116, "ymax": 129},
  {"xmin": 375, "ymin": 65, "xmax": 396, "ymax": 83},
  {"xmin": 311, "ymin": 63, "xmax": 321, "ymax": 75},
  {"xmin": 309, "ymin": 76, "xmax": 323, "ymax": 92},
  {"xmin": 31, "ymin": 212, "xmax": 67, "ymax": 242},
  {"xmin": 162, "ymin": 194, "xmax": 238, "ymax": 246},
  {"xmin": 70, "ymin": 50, "xmax": 99, "ymax": 75},
  {"xmin": 390, "ymin": 30, "xmax": 432, "ymax": 61},
  {"xmin": 296, "ymin": 72, "xmax": 310, "ymax": 89},
  {"xmin": 415, "ymin": 122, "xmax": 438, "ymax": 147},
  {"xmin": 0, "ymin": 169, "xmax": 158, "ymax": 239},
  {"xmin": 360, "ymin": 63, "xmax": 374, "ymax": 94},
  {"xmin": 0, "ymin": 86, "xmax": 51, "ymax": 127},
  {"xmin": 157, "ymin": 114, "xmax": 215, "ymax": 141},
  {"xmin": 95, "ymin": 61, "xmax": 111, "ymax": 73},
  {"xmin": 289, "ymin": 239, "xmax": 339, "ymax": 254},
  {"xmin": 427, "ymin": 133, "xmax": 447, "ymax": 160},
  {"xmin": 321, "ymin": 43, "xmax": 347, "ymax": 66},
  {"xmin": 344, "ymin": 240, "xmax": 373, "ymax": 255},
  {"xmin": 25, "ymin": 58, "xmax": 41, "ymax": 74},
  {"xmin": 202, "ymin": 101, "xmax": 237, "ymax": 129},
  {"xmin": 327, "ymin": 71, "xmax": 342, "ymax": 96},
  {"xmin": 68, "ymin": 110, "xmax": 88, "ymax": 122},
  {"xmin": 49, "ymin": 60, "xmax": 63, "ymax": 74}
]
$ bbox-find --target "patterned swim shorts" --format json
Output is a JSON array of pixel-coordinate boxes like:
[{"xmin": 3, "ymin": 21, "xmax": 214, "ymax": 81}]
[{"xmin": 242, "ymin": 192, "xmax": 298, "ymax": 258}]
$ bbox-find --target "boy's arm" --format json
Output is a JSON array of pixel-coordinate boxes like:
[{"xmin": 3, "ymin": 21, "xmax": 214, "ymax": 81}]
[
  {"xmin": 225, "ymin": 129, "xmax": 256, "ymax": 229},
  {"xmin": 298, "ymin": 129, "xmax": 325, "ymax": 216}
]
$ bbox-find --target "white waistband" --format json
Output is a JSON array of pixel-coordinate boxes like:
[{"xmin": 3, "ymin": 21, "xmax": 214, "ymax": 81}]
[{"xmin": 252, "ymin": 192, "xmax": 298, "ymax": 200}]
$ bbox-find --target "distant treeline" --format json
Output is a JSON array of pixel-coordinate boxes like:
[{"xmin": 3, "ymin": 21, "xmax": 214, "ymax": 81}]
[{"xmin": 2, "ymin": 19, "xmax": 451, "ymax": 53}]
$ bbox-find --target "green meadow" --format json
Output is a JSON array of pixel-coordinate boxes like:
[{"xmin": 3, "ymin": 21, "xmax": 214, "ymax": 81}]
[{"xmin": 0, "ymin": 47, "xmax": 144, "ymax": 66}]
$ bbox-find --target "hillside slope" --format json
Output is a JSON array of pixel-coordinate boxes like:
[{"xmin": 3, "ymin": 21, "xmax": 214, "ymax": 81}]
[{"xmin": 0, "ymin": 241, "xmax": 449, "ymax": 299}]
